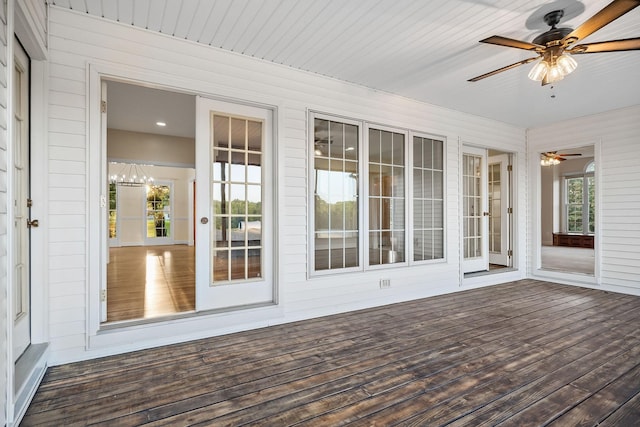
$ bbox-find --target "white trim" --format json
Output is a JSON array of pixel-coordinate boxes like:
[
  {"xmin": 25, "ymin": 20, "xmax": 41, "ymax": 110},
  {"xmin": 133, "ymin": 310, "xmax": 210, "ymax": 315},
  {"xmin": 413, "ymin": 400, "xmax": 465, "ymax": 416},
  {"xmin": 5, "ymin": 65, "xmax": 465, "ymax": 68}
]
[
  {"xmin": 531, "ymin": 139, "xmax": 601, "ymax": 283},
  {"xmin": 408, "ymin": 131, "xmax": 447, "ymax": 266},
  {"xmin": 87, "ymin": 61, "xmax": 281, "ymax": 344}
]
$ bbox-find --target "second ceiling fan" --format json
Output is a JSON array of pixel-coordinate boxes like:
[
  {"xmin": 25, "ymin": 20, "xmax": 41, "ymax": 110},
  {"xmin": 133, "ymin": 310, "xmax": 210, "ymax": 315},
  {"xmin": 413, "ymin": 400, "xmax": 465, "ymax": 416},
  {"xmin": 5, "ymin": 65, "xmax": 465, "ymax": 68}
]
[{"xmin": 469, "ymin": 0, "xmax": 640, "ymax": 85}]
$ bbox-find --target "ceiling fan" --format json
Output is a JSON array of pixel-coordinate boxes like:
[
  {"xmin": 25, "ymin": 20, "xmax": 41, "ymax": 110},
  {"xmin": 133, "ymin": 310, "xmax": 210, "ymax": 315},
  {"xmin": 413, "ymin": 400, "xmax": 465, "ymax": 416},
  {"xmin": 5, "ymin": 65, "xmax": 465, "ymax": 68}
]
[
  {"xmin": 540, "ymin": 150, "xmax": 582, "ymax": 165},
  {"xmin": 468, "ymin": 0, "xmax": 640, "ymax": 85}
]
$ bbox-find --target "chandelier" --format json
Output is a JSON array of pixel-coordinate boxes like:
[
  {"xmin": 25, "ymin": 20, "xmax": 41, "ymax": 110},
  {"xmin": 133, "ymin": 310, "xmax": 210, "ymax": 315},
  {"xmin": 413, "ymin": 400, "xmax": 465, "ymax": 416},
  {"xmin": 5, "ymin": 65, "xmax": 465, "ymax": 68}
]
[{"xmin": 109, "ymin": 162, "xmax": 154, "ymax": 186}]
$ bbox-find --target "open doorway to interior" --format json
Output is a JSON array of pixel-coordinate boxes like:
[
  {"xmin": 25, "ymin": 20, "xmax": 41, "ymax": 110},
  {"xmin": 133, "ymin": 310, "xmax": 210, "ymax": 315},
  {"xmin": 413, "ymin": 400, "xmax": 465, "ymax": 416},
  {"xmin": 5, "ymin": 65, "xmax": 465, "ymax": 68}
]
[
  {"xmin": 462, "ymin": 147, "xmax": 514, "ymax": 276},
  {"xmin": 540, "ymin": 146, "xmax": 595, "ymax": 276},
  {"xmin": 104, "ymin": 80, "xmax": 196, "ymax": 322}
]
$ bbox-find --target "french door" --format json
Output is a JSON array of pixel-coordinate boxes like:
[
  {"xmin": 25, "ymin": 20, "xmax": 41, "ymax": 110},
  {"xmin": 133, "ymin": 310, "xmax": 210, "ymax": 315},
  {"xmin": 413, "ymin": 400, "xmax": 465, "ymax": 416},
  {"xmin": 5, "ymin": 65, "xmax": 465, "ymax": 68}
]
[
  {"xmin": 488, "ymin": 154, "xmax": 511, "ymax": 266},
  {"xmin": 195, "ymin": 97, "xmax": 274, "ymax": 311},
  {"xmin": 461, "ymin": 146, "xmax": 488, "ymax": 273},
  {"xmin": 13, "ymin": 41, "xmax": 32, "ymax": 360}
]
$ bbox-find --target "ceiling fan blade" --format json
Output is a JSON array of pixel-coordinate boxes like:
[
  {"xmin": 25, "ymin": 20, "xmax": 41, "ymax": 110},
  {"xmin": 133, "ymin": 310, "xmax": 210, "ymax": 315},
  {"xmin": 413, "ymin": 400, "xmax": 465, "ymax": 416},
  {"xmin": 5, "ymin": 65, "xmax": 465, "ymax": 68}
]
[
  {"xmin": 562, "ymin": 0, "xmax": 640, "ymax": 45},
  {"xmin": 479, "ymin": 35, "xmax": 544, "ymax": 51},
  {"xmin": 556, "ymin": 153, "xmax": 582, "ymax": 156},
  {"xmin": 569, "ymin": 37, "xmax": 640, "ymax": 53},
  {"xmin": 468, "ymin": 57, "xmax": 539, "ymax": 82}
]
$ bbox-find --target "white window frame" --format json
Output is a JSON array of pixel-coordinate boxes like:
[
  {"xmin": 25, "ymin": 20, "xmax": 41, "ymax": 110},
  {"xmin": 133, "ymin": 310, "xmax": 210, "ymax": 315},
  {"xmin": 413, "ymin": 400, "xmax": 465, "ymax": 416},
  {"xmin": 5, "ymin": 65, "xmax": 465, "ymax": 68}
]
[
  {"xmin": 309, "ymin": 112, "xmax": 364, "ymax": 276},
  {"xmin": 364, "ymin": 122, "xmax": 410, "ymax": 270},
  {"xmin": 563, "ymin": 162, "xmax": 594, "ymax": 235},
  {"xmin": 308, "ymin": 111, "xmax": 446, "ymax": 277},
  {"xmin": 409, "ymin": 132, "xmax": 447, "ymax": 264},
  {"xmin": 143, "ymin": 180, "xmax": 174, "ymax": 245}
]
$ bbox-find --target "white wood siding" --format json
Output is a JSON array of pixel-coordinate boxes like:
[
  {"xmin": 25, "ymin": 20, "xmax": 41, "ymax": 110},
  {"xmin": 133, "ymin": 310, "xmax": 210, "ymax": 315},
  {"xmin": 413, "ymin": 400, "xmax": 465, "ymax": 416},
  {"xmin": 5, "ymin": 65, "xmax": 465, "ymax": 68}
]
[
  {"xmin": 47, "ymin": 7, "xmax": 526, "ymax": 364},
  {"xmin": 0, "ymin": 0, "xmax": 7, "ymax": 421},
  {"xmin": 528, "ymin": 105, "xmax": 640, "ymax": 294}
]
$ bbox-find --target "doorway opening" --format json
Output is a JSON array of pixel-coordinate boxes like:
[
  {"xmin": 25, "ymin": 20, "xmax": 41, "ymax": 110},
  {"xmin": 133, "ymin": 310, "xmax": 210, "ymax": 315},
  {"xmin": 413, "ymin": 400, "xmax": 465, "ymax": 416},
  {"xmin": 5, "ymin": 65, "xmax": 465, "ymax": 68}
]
[
  {"xmin": 104, "ymin": 80, "xmax": 196, "ymax": 323},
  {"xmin": 462, "ymin": 147, "xmax": 514, "ymax": 276},
  {"xmin": 539, "ymin": 145, "xmax": 595, "ymax": 276}
]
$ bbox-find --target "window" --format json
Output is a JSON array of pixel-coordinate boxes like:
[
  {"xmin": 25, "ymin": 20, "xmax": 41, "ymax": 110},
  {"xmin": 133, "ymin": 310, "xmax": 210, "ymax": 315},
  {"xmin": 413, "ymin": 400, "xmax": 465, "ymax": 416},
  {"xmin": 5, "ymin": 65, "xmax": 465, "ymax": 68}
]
[
  {"xmin": 564, "ymin": 161, "xmax": 595, "ymax": 234},
  {"xmin": 109, "ymin": 182, "xmax": 117, "ymax": 238},
  {"xmin": 313, "ymin": 117, "xmax": 359, "ymax": 271},
  {"xmin": 146, "ymin": 184, "xmax": 171, "ymax": 238},
  {"xmin": 311, "ymin": 112, "xmax": 445, "ymax": 274},
  {"xmin": 368, "ymin": 127, "xmax": 405, "ymax": 265},
  {"xmin": 413, "ymin": 137, "xmax": 444, "ymax": 260}
]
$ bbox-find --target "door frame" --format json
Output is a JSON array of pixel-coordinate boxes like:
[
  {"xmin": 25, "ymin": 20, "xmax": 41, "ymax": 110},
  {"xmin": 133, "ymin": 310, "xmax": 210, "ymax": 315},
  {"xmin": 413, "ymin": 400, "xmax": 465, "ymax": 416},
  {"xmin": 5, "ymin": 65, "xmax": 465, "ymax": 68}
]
[
  {"xmin": 7, "ymin": 6, "xmax": 50, "ymax": 424},
  {"xmin": 87, "ymin": 63, "xmax": 281, "ymax": 343},
  {"xmin": 460, "ymin": 145, "xmax": 489, "ymax": 274},
  {"xmin": 488, "ymin": 153, "xmax": 511, "ymax": 266},
  {"xmin": 532, "ymin": 141, "xmax": 601, "ymax": 285}
]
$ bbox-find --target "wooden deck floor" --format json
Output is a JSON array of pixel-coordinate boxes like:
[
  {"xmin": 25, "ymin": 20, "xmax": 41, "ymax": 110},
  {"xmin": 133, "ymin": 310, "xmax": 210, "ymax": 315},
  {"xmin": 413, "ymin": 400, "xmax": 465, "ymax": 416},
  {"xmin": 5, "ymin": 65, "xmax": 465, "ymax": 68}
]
[{"xmin": 22, "ymin": 280, "xmax": 640, "ymax": 426}]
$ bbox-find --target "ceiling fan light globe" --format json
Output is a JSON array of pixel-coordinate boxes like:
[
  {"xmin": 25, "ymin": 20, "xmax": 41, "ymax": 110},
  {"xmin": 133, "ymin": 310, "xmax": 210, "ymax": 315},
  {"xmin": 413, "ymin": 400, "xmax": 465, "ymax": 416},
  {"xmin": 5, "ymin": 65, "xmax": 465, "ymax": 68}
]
[
  {"xmin": 557, "ymin": 54, "xmax": 578, "ymax": 76},
  {"xmin": 547, "ymin": 65, "xmax": 564, "ymax": 83},
  {"xmin": 528, "ymin": 61, "xmax": 548, "ymax": 81}
]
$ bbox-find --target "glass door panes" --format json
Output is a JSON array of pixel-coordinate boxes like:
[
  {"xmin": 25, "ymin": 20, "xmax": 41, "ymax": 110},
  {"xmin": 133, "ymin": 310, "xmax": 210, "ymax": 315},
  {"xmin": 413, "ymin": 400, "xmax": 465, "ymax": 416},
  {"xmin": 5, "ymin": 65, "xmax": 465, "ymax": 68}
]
[
  {"xmin": 463, "ymin": 154, "xmax": 482, "ymax": 259},
  {"xmin": 146, "ymin": 184, "xmax": 171, "ymax": 238},
  {"xmin": 313, "ymin": 118, "xmax": 359, "ymax": 270},
  {"xmin": 488, "ymin": 163, "xmax": 501, "ymax": 253},
  {"xmin": 369, "ymin": 128, "xmax": 405, "ymax": 265},
  {"xmin": 413, "ymin": 137, "xmax": 444, "ymax": 261},
  {"xmin": 212, "ymin": 114, "xmax": 263, "ymax": 282}
]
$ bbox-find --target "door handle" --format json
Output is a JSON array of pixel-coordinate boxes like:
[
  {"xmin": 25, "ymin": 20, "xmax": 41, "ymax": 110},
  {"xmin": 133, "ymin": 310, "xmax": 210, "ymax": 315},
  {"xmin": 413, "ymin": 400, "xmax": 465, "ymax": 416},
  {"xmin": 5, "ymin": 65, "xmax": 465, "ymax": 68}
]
[
  {"xmin": 27, "ymin": 219, "xmax": 39, "ymax": 228},
  {"xmin": 483, "ymin": 212, "xmax": 490, "ymax": 216},
  {"xmin": 200, "ymin": 217, "xmax": 209, "ymax": 224}
]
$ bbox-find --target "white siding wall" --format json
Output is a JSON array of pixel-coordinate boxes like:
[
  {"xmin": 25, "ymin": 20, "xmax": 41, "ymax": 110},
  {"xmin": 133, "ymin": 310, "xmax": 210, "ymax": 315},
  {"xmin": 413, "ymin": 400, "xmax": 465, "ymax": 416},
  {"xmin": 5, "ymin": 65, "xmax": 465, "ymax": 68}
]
[
  {"xmin": 47, "ymin": 7, "xmax": 526, "ymax": 364},
  {"xmin": 0, "ymin": 0, "xmax": 7, "ymax": 421},
  {"xmin": 528, "ymin": 105, "xmax": 640, "ymax": 294}
]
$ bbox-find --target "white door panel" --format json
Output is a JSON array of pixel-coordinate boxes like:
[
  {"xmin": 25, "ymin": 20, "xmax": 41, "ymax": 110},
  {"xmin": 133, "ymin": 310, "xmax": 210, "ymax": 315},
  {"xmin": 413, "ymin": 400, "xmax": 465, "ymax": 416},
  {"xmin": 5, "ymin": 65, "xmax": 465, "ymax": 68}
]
[
  {"xmin": 195, "ymin": 97, "xmax": 274, "ymax": 311},
  {"xmin": 13, "ymin": 40, "xmax": 31, "ymax": 360},
  {"xmin": 461, "ymin": 146, "xmax": 488, "ymax": 274},
  {"xmin": 488, "ymin": 154, "xmax": 510, "ymax": 266}
]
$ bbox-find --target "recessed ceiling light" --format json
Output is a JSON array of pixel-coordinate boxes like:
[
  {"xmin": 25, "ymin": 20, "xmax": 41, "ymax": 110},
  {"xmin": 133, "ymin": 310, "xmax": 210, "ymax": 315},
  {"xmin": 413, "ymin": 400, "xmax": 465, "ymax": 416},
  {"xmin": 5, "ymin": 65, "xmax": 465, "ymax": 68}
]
[{"xmin": 156, "ymin": 121, "xmax": 166, "ymax": 127}]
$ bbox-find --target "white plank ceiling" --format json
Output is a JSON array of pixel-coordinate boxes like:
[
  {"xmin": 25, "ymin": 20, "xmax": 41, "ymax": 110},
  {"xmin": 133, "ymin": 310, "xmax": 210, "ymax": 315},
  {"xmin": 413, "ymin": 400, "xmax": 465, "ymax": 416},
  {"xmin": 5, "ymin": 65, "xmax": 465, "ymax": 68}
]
[{"xmin": 49, "ymin": 0, "xmax": 640, "ymax": 128}]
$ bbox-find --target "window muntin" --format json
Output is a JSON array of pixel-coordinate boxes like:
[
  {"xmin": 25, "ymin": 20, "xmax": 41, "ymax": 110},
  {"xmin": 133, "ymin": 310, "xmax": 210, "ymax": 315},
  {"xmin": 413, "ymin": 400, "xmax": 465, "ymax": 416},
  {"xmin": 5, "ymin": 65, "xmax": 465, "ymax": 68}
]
[
  {"xmin": 146, "ymin": 184, "xmax": 171, "ymax": 238},
  {"xmin": 564, "ymin": 162, "xmax": 595, "ymax": 234},
  {"xmin": 311, "ymin": 113, "xmax": 444, "ymax": 274},
  {"xmin": 368, "ymin": 128, "xmax": 405, "ymax": 265},
  {"xmin": 463, "ymin": 154, "xmax": 482, "ymax": 259},
  {"xmin": 413, "ymin": 137, "xmax": 444, "ymax": 261},
  {"xmin": 313, "ymin": 118, "xmax": 359, "ymax": 271},
  {"xmin": 212, "ymin": 114, "xmax": 263, "ymax": 282}
]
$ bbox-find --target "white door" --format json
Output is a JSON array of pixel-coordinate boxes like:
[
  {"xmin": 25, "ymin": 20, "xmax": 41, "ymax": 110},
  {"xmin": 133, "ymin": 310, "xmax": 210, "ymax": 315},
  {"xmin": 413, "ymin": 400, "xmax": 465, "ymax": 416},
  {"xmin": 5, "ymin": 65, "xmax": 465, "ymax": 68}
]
[
  {"xmin": 13, "ymin": 41, "xmax": 32, "ymax": 360},
  {"xmin": 461, "ymin": 146, "xmax": 488, "ymax": 273},
  {"xmin": 488, "ymin": 154, "xmax": 510, "ymax": 266},
  {"xmin": 195, "ymin": 97, "xmax": 274, "ymax": 311}
]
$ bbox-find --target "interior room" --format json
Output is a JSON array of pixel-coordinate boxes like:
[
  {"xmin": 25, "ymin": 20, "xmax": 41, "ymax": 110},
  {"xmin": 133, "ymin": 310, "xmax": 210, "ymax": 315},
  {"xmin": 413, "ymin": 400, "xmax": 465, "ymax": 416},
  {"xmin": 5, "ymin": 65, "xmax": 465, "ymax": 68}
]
[
  {"xmin": 540, "ymin": 146, "xmax": 595, "ymax": 275},
  {"xmin": 2, "ymin": 1, "xmax": 639, "ymax": 425},
  {"xmin": 105, "ymin": 81, "xmax": 197, "ymax": 322}
]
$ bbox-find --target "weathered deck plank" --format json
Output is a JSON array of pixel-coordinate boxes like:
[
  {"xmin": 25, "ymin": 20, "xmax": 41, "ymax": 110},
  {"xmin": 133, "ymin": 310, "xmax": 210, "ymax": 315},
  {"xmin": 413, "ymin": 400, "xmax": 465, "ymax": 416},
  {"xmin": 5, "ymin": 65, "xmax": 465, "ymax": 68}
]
[{"xmin": 21, "ymin": 280, "xmax": 640, "ymax": 426}]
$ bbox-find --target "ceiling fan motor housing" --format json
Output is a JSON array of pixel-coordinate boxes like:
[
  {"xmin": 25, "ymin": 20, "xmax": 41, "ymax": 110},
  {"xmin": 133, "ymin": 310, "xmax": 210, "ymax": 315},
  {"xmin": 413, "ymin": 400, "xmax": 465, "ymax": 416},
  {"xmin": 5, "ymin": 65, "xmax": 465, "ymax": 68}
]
[{"xmin": 533, "ymin": 10, "xmax": 573, "ymax": 46}]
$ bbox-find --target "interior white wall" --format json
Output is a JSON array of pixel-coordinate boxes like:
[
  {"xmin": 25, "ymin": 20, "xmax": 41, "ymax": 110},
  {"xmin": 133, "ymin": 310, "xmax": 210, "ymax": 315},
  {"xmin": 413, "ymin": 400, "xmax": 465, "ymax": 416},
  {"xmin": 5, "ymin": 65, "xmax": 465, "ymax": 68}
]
[
  {"xmin": 47, "ymin": 7, "xmax": 527, "ymax": 364},
  {"xmin": 107, "ymin": 129, "xmax": 195, "ymax": 167},
  {"xmin": 528, "ymin": 105, "xmax": 640, "ymax": 294}
]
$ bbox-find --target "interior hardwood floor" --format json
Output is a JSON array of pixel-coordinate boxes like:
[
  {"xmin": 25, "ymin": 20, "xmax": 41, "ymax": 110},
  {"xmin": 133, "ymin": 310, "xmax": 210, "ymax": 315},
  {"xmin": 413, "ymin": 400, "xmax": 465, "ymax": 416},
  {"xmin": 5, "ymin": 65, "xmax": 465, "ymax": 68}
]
[
  {"xmin": 107, "ymin": 245, "xmax": 195, "ymax": 322},
  {"xmin": 23, "ymin": 280, "xmax": 640, "ymax": 426}
]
